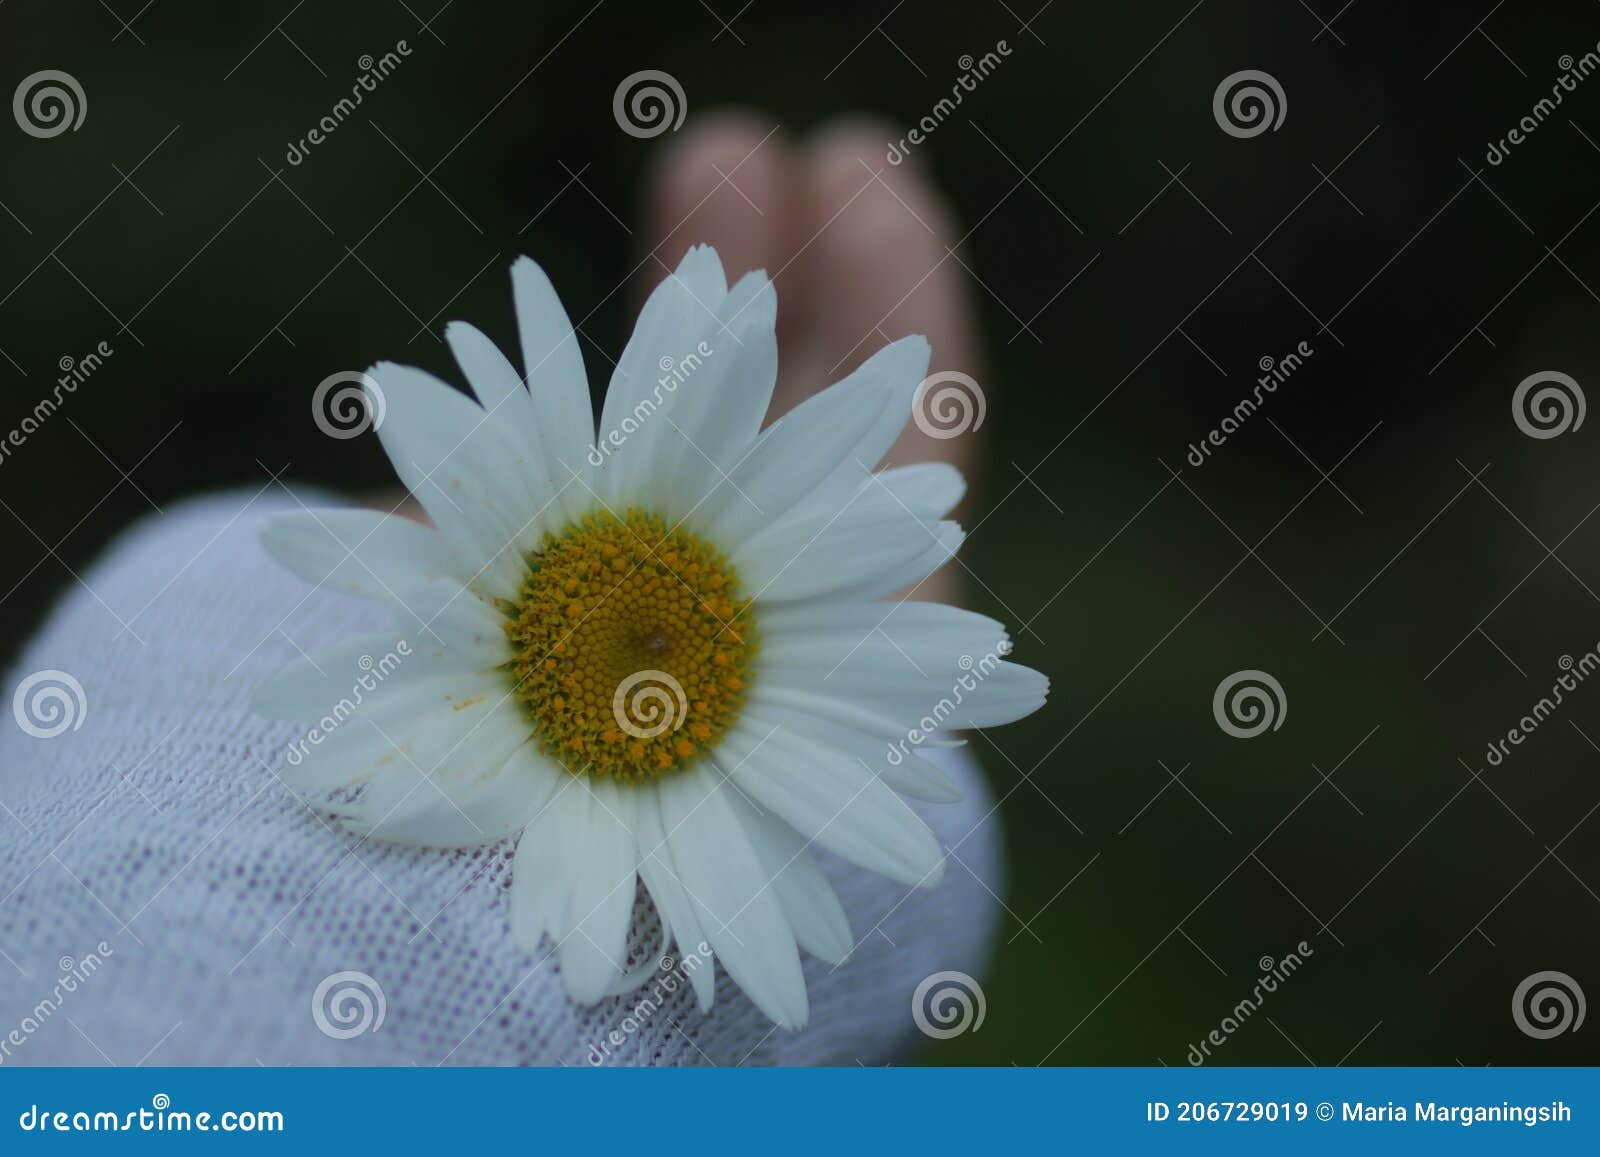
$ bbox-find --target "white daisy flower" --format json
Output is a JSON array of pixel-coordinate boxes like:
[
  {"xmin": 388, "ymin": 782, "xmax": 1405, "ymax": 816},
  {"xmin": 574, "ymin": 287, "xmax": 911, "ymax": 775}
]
[{"xmin": 253, "ymin": 248, "xmax": 1047, "ymax": 1029}]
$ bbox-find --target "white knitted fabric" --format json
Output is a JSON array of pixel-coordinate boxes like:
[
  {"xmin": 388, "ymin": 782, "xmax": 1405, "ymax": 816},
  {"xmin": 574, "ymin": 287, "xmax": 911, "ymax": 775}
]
[{"xmin": 0, "ymin": 491, "xmax": 1003, "ymax": 1066}]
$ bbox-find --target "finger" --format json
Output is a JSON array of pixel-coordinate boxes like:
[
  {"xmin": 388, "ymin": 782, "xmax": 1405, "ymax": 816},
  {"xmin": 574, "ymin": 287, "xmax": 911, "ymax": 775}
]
[
  {"xmin": 645, "ymin": 110, "xmax": 792, "ymax": 289},
  {"xmin": 784, "ymin": 120, "xmax": 982, "ymax": 478}
]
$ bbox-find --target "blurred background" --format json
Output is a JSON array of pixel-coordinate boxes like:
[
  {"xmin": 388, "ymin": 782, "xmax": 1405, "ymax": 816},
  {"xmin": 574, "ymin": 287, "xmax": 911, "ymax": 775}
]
[{"xmin": 2, "ymin": 0, "xmax": 1599, "ymax": 1064}]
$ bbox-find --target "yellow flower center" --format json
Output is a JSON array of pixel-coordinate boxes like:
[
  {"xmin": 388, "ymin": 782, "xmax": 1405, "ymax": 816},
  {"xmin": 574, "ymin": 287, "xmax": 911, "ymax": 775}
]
[{"xmin": 503, "ymin": 509, "xmax": 756, "ymax": 783}]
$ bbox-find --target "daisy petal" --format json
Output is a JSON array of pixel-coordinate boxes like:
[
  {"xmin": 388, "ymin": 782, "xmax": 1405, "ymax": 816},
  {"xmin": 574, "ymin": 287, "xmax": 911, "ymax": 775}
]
[
  {"xmin": 747, "ymin": 683, "xmax": 932, "ymax": 746},
  {"xmin": 510, "ymin": 778, "xmax": 586, "ymax": 952},
  {"xmin": 252, "ymin": 634, "xmax": 445, "ymax": 723},
  {"xmin": 792, "ymin": 335, "xmax": 930, "ymax": 517},
  {"xmin": 511, "ymin": 257, "xmax": 595, "ymax": 523},
  {"xmin": 825, "ymin": 520, "xmax": 966, "ymax": 603},
  {"xmin": 259, "ymin": 508, "xmax": 444, "ymax": 608},
  {"xmin": 758, "ymin": 600, "xmax": 1010, "ymax": 664},
  {"xmin": 765, "ymin": 655, "xmax": 1047, "ymax": 731},
  {"xmin": 555, "ymin": 779, "xmax": 642, "ymax": 1004},
  {"xmin": 699, "ymin": 350, "xmax": 901, "ymax": 545},
  {"xmin": 870, "ymin": 462, "xmax": 967, "ymax": 518},
  {"xmin": 445, "ymin": 321, "xmax": 563, "ymax": 545},
  {"xmin": 658, "ymin": 764, "xmax": 808, "ymax": 1029},
  {"xmin": 401, "ymin": 579, "xmax": 513, "ymax": 667},
  {"xmin": 662, "ymin": 272, "xmax": 777, "ymax": 517},
  {"xmin": 717, "ymin": 723, "xmax": 945, "ymax": 888},
  {"xmin": 872, "ymin": 750, "xmax": 965, "ymax": 804},
  {"xmin": 348, "ymin": 741, "xmax": 561, "ymax": 848},
  {"xmin": 633, "ymin": 790, "xmax": 716, "ymax": 1012},
  {"xmin": 367, "ymin": 361, "xmax": 534, "ymax": 600},
  {"xmin": 733, "ymin": 486, "xmax": 943, "ymax": 603},
  {"xmin": 596, "ymin": 246, "xmax": 728, "ymax": 506},
  {"xmin": 743, "ymin": 700, "xmax": 963, "ymax": 804},
  {"xmin": 272, "ymin": 668, "xmax": 507, "ymax": 796},
  {"xmin": 731, "ymin": 794, "xmax": 854, "ymax": 965},
  {"xmin": 758, "ymin": 601, "xmax": 1046, "ymax": 729},
  {"xmin": 333, "ymin": 691, "xmax": 533, "ymax": 834}
]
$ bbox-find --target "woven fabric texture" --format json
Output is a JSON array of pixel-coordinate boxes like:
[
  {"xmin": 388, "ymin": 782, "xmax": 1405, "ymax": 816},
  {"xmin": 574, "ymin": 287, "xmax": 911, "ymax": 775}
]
[{"xmin": 0, "ymin": 492, "xmax": 1004, "ymax": 1066}]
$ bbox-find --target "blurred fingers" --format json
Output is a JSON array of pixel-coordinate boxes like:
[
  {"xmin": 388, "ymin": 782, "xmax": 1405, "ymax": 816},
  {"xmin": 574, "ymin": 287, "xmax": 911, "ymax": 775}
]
[
  {"xmin": 785, "ymin": 120, "xmax": 981, "ymax": 477},
  {"xmin": 645, "ymin": 111, "xmax": 791, "ymax": 290}
]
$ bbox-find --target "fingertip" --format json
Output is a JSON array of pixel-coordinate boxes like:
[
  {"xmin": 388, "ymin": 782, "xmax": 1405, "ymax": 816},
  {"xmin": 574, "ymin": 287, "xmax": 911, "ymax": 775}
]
[
  {"xmin": 646, "ymin": 110, "xmax": 791, "ymax": 280},
  {"xmin": 793, "ymin": 120, "xmax": 983, "ymax": 504},
  {"xmin": 795, "ymin": 119, "xmax": 973, "ymax": 379},
  {"xmin": 803, "ymin": 118, "xmax": 955, "ymax": 250}
]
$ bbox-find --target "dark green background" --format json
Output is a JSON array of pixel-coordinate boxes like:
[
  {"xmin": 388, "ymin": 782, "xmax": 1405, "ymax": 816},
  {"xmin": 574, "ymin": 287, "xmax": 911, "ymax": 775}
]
[{"xmin": 2, "ymin": 0, "xmax": 1598, "ymax": 1064}]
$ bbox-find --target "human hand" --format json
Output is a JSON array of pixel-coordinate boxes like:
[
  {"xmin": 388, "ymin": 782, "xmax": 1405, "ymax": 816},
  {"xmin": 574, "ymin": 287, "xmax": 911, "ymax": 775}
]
[{"xmin": 0, "ymin": 114, "xmax": 1006, "ymax": 1066}]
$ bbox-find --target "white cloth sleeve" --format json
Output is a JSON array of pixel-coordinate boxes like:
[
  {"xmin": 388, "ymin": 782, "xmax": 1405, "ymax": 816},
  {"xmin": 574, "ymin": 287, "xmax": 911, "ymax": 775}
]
[{"xmin": 0, "ymin": 491, "xmax": 1004, "ymax": 1066}]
